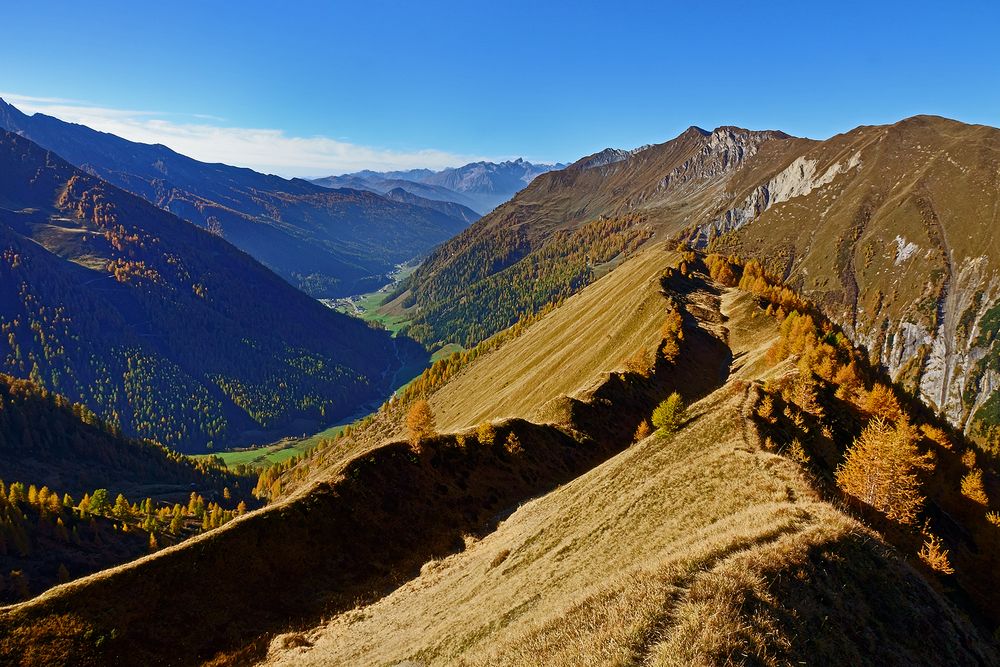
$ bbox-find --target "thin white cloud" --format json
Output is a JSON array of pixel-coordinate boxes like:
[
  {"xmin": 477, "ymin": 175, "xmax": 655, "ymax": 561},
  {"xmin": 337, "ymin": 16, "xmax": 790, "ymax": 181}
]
[{"xmin": 1, "ymin": 92, "xmax": 492, "ymax": 178}]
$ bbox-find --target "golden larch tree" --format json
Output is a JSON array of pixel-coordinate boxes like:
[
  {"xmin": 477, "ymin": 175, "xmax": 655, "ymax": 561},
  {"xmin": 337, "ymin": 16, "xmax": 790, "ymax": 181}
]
[
  {"xmin": 862, "ymin": 383, "xmax": 903, "ymax": 423},
  {"xmin": 407, "ymin": 399, "xmax": 436, "ymax": 445},
  {"xmin": 836, "ymin": 417, "xmax": 932, "ymax": 524},
  {"xmin": 633, "ymin": 420, "xmax": 652, "ymax": 442}
]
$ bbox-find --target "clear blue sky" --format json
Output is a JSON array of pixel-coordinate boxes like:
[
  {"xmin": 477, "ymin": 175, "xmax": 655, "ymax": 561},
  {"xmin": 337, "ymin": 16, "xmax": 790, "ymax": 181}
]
[{"xmin": 1, "ymin": 0, "xmax": 998, "ymax": 175}]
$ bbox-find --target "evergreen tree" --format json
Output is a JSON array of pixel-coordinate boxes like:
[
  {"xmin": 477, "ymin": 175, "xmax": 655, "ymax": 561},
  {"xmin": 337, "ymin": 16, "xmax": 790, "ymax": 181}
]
[
  {"xmin": 652, "ymin": 393, "xmax": 685, "ymax": 434},
  {"xmin": 89, "ymin": 489, "xmax": 110, "ymax": 515}
]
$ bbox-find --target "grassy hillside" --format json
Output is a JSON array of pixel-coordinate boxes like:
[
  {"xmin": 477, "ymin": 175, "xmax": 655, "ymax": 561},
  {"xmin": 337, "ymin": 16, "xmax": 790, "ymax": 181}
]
[
  {"xmin": 0, "ymin": 129, "xmax": 412, "ymax": 452},
  {"xmin": 392, "ymin": 126, "xmax": 809, "ymax": 347},
  {"xmin": 389, "ymin": 116, "xmax": 1000, "ymax": 447},
  {"xmin": 263, "ymin": 386, "xmax": 989, "ymax": 666},
  {"xmin": 0, "ymin": 246, "xmax": 727, "ymax": 666},
  {"xmin": 260, "ymin": 263, "xmax": 1000, "ymax": 666},
  {"xmin": 2, "ymin": 250, "xmax": 996, "ymax": 665}
]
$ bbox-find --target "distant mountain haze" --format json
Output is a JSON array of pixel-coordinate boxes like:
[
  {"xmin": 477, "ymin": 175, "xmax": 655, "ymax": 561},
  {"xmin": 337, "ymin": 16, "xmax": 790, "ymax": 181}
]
[
  {"xmin": 0, "ymin": 98, "xmax": 471, "ymax": 298},
  {"xmin": 313, "ymin": 158, "xmax": 566, "ymax": 214}
]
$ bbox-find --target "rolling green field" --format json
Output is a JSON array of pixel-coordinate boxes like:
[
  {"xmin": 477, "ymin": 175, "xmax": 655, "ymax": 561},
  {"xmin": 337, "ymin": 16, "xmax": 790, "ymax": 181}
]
[
  {"xmin": 430, "ymin": 343, "xmax": 465, "ymax": 362},
  {"xmin": 330, "ymin": 262, "xmax": 418, "ymax": 335},
  {"xmin": 191, "ymin": 424, "xmax": 348, "ymax": 469}
]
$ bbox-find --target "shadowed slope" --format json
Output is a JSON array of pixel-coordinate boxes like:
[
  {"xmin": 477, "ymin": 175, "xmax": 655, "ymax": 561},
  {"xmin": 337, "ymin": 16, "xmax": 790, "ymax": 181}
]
[
  {"xmin": 0, "ymin": 129, "xmax": 406, "ymax": 451},
  {"xmin": 260, "ymin": 288, "xmax": 997, "ymax": 667},
  {"xmin": 0, "ymin": 249, "xmax": 727, "ymax": 666}
]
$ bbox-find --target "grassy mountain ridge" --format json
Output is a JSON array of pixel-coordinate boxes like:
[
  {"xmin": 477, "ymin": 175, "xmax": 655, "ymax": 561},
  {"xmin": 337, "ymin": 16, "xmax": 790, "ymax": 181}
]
[
  {"xmin": 0, "ymin": 245, "xmax": 730, "ymax": 666},
  {"xmin": 0, "ymin": 129, "xmax": 410, "ymax": 451},
  {"xmin": 0, "ymin": 98, "xmax": 468, "ymax": 297},
  {"xmin": 4, "ymin": 246, "xmax": 997, "ymax": 665}
]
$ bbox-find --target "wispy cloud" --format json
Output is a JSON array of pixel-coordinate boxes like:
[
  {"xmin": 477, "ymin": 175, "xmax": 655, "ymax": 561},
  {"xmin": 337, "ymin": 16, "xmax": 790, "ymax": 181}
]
[{"xmin": 1, "ymin": 92, "xmax": 491, "ymax": 178}]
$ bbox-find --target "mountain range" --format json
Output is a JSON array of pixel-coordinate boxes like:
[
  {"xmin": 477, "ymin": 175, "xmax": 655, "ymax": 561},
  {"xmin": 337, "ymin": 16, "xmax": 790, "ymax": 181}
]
[
  {"xmin": 393, "ymin": 116, "xmax": 1000, "ymax": 445},
  {"xmin": 1, "ymin": 108, "xmax": 999, "ymax": 667},
  {"xmin": 0, "ymin": 98, "xmax": 472, "ymax": 298},
  {"xmin": 312, "ymin": 158, "xmax": 566, "ymax": 214}
]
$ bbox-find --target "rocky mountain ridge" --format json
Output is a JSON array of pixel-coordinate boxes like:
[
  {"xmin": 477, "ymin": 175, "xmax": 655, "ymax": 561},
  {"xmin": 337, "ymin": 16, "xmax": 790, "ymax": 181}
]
[
  {"xmin": 315, "ymin": 158, "xmax": 565, "ymax": 213},
  {"xmin": 400, "ymin": 116, "xmax": 1000, "ymax": 444}
]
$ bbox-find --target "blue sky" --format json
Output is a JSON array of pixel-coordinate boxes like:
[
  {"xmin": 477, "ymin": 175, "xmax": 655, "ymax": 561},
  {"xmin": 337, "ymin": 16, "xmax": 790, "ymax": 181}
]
[{"xmin": 2, "ymin": 1, "xmax": 997, "ymax": 176}]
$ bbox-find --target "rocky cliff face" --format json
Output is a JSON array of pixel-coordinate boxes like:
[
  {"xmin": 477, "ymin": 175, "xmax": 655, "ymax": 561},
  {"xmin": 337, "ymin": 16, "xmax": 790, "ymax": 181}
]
[
  {"xmin": 854, "ymin": 252, "xmax": 1000, "ymax": 434},
  {"xmin": 709, "ymin": 116, "xmax": 1000, "ymax": 444},
  {"xmin": 692, "ymin": 150, "xmax": 863, "ymax": 245}
]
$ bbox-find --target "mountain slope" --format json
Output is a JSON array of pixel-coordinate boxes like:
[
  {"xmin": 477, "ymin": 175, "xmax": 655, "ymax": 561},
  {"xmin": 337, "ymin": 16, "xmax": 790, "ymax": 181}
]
[
  {"xmin": 0, "ymin": 98, "xmax": 468, "ymax": 297},
  {"xmin": 381, "ymin": 187, "xmax": 480, "ymax": 224},
  {"xmin": 2, "ymin": 246, "xmax": 995, "ymax": 666},
  {"xmin": 396, "ymin": 116, "xmax": 1000, "ymax": 441},
  {"xmin": 0, "ymin": 373, "xmax": 244, "ymax": 499},
  {"xmin": 704, "ymin": 116, "xmax": 1000, "ymax": 442},
  {"xmin": 0, "ymin": 371, "xmax": 255, "ymax": 605},
  {"xmin": 264, "ymin": 387, "xmax": 986, "ymax": 667},
  {"xmin": 392, "ymin": 126, "xmax": 806, "ymax": 345},
  {"xmin": 0, "ymin": 129, "xmax": 410, "ymax": 452}
]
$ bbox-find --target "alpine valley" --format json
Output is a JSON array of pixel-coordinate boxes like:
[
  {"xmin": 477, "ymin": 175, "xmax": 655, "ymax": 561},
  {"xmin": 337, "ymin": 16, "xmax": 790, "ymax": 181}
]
[{"xmin": 1, "ymin": 22, "xmax": 999, "ymax": 667}]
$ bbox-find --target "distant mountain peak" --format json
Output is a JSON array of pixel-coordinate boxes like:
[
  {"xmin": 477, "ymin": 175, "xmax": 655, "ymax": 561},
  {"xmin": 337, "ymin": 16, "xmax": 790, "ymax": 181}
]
[
  {"xmin": 0, "ymin": 98, "xmax": 467, "ymax": 298},
  {"xmin": 315, "ymin": 158, "xmax": 566, "ymax": 214},
  {"xmin": 577, "ymin": 148, "xmax": 632, "ymax": 170}
]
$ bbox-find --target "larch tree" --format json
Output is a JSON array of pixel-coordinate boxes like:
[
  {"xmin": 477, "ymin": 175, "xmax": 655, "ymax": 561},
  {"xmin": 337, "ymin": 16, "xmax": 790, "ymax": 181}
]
[
  {"xmin": 477, "ymin": 422, "xmax": 496, "ymax": 447},
  {"xmin": 836, "ymin": 417, "xmax": 933, "ymax": 524},
  {"xmin": 633, "ymin": 420, "xmax": 652, "ymax": 442},
  {"xmin": 407, "ymin": 400, "xmax": 436, "ymax": 446},
  {"xmin": 659, "ymin": 304, "xmax": 684, "ymax": 364},
  {"xmin": 863, "ymin": 383, "xmax": 904, "ymax": 423}
]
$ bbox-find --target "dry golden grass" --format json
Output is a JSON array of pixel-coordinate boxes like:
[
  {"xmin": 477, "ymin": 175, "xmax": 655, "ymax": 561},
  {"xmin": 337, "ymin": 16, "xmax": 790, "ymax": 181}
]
[
  {"xmin": 262, "ymin": 288, "xmax": 995, "ymax": 667},
  {"xmin": 277, "ymin": 242, "xmax": 682, "ymax": 496},
  {"xmin": 3, "ymin": 255, "xmax": 995, "ymax": 666},
  {"xmin": 427, "ymin": 243, "xmax": 678, "ymax": 431}
]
